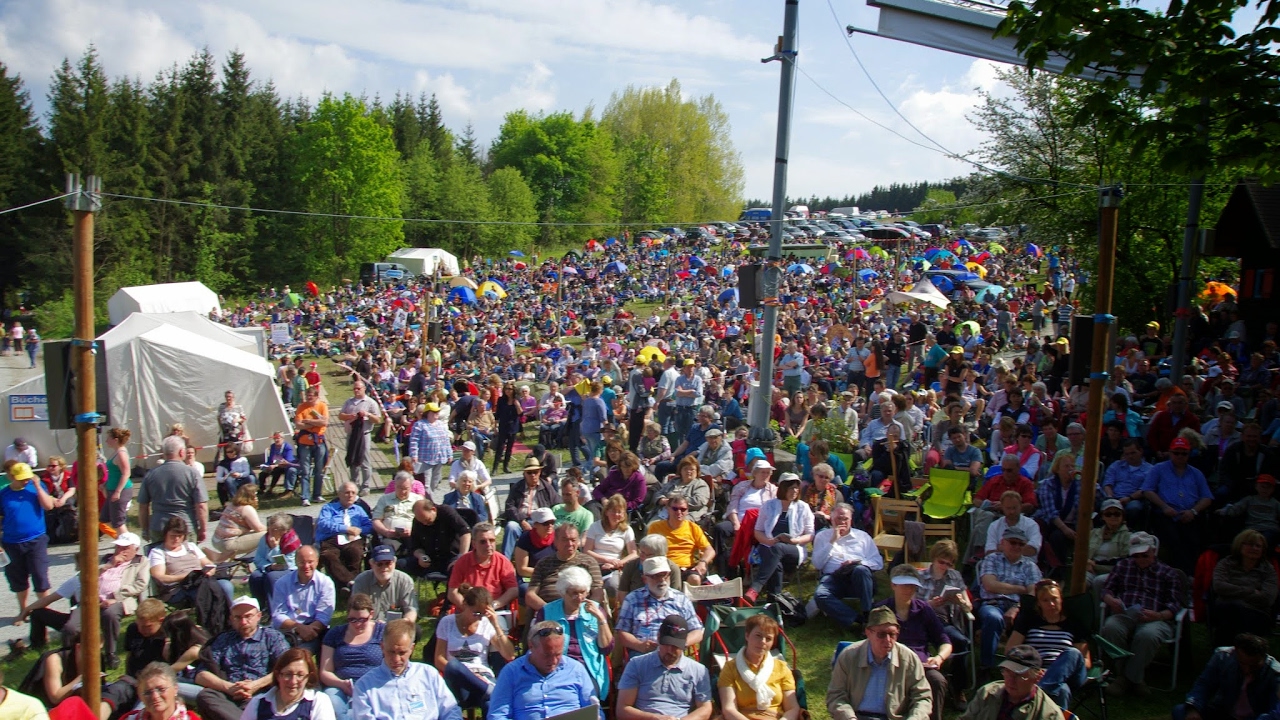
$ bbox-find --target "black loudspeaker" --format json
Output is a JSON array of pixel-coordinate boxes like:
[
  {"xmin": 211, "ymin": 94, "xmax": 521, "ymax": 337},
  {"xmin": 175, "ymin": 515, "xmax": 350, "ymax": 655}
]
[
  {"xmin": 427, "ymin": 321, "xmax": 442, "ymax": 344},
  {"xmin": 1067, "ymin": 315, "xmax": 1115, "ymax": 390},
  {"xmin": 738, "ymin": 264, "xmax": 762, "ymax": 309},
  {"xmin": 43, "ymin": 339, "xmax": 110, "ymax": 430}
]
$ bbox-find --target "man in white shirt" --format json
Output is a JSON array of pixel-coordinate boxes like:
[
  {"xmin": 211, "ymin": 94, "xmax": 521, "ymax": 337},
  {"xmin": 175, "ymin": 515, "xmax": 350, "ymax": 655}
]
[
  {"xmin": 4, "ymin": 437, "xmax": 36, "ymax": 468},
  {"xmin": 984, "ymin": 490, "xmax": 1042, "ymax": 558},
  {"xmin": 812, "ymin": 503, "xmax": 882, "ymax": 631}
]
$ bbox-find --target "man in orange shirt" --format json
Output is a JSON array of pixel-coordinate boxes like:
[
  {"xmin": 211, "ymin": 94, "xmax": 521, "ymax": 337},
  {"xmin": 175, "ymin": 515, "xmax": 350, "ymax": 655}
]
[
  {"xmin": 294, "ymin": 385, "xmax": 329, "ymax": 505},
  {"xmin": 647, "ymin": 493, "xmax": 715, "ymax": 586},
  {"xmin": 447, "ymin": 522, "xmax": 518, "ymax": 610}
]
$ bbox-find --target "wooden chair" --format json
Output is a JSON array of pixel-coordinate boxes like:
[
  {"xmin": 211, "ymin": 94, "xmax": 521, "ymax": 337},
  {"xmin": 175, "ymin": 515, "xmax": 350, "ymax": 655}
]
[{"xmin": 872, "ymin": 496, "xmax": 922, "ymax": 563}]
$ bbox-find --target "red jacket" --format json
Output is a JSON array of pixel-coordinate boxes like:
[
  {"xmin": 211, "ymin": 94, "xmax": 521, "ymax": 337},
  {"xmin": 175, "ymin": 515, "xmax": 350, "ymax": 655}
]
[
  {"xmin": 1146, "ymin": 410, "xmax": 1201, "ymax": 454},
  {"xmin": 975, "ymin": 474, "xmax": 1038, "ymax": 509}
]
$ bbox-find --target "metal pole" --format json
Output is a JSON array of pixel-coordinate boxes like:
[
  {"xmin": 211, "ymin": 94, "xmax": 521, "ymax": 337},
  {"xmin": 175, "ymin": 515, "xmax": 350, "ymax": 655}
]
[
  {"xmin": 66, "ymin": 174, "xmax": 102, "ymax": 712},
  {"xmin": 1169, "ymin": 175, "xmax": 1205, "ymax": 380},
  {"xmin": 1070, "ymin": 184, "xmax": 1122, "ymax": 596},
  {"xmin": 748, "ymin": 0, "xmax": 799, "ymax": 448}
]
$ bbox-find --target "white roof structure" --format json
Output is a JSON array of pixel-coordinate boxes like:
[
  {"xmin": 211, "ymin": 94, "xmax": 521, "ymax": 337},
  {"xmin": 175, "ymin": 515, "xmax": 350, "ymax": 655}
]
[
  {"xmin": 886, "ymin": 277, "xmax": 952, "ymax": 308},
  {"xmin": 107, "ymin": 312, "xmax": 258, "ymax": 354},
  {"xmin": 108, "ymin": 282, "xmax": 222, "ymax": 325},
  {"xmin": 387, "ymin": 247, "xmax": 460, "ymax": 276}
]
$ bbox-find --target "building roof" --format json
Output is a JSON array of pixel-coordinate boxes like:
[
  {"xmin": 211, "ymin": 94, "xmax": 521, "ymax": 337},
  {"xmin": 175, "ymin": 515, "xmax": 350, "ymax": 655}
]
[{"xmin": 1212, "ymin": 181, "xmax": 1280, "ymax": 256}]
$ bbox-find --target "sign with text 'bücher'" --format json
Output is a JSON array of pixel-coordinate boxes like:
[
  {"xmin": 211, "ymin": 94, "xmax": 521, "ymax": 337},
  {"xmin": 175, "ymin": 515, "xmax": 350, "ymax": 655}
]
[{"xmin": 10, "ymin": 394, "xmax": 48, "ymax": 423}]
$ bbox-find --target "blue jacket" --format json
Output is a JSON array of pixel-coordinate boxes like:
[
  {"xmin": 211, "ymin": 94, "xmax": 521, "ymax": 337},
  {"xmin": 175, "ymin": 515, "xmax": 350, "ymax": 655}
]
[
  {"xmin": 316, "ymin": 501, "xmax": 374, "ymax": 543},
  {"xmin": 442, "ymin": 490, "xmax": 489, "ymax": 522},
  {"xmin": 265, "ymin": 441, "xmax": 297, "ymax": 466},
  {"xmin": 1186, "ymin": 647, "xmax": 1280, "ymax": 717}
]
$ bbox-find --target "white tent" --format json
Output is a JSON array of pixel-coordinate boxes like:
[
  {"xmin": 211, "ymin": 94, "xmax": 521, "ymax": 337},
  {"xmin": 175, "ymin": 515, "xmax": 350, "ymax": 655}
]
[
  {"xmin": 99, "ymin": 319, "xmax": 290, "ymax": 462},
  {"xmin": 387, "ymin": 247, "xmax": 460, "ymax": 276},
  {"xmin": 886, "ymin": 277, "xmax": 951, "ymax": 308},
  {"xmin": 108, "ymin": 282, "xmax": 222, "ymax": 325},
  {"xmin": 112, "ymin": 312, "xmax": 259, "ymax": 355}
]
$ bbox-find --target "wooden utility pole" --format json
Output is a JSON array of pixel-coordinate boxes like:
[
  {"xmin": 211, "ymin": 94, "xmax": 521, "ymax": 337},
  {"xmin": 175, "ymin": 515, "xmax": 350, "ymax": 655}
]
[
  {"xmin": 1070, "ymin": 185, "xmax": 1123, "ymax": 596},
  {"xmin": 66, "ymin": 174, "xmax": 102, "ymax": 710}
]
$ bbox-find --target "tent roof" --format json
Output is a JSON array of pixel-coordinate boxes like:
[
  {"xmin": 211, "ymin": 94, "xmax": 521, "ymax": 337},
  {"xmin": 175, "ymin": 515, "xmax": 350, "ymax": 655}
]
[
  {"xmin": 107, "ymin": 282, "xmax": 221, "ymax": 325},
  {"xmin": 134, "ymin": 326, "xmax": 274, "ymax": 376},
  {"xmin": 99, "ymin": 311, "xmax": 257, "ymax": 353},
  {"xmin": 388, "ymin": 247, "xmax": 456, "ymax": 259}
]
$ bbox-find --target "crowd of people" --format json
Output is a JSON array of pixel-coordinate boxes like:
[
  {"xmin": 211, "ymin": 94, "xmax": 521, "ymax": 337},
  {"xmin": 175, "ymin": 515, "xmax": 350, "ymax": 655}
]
[{"xmin": 2, "ymin": 224, "xmax": 1277, "ymax": 720}]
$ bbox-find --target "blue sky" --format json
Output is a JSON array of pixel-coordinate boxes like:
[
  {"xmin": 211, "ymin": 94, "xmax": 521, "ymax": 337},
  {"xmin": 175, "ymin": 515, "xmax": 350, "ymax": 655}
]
[{"xmin": 0, "ymin": 0, "xmax": 1018, "ymax": 201}]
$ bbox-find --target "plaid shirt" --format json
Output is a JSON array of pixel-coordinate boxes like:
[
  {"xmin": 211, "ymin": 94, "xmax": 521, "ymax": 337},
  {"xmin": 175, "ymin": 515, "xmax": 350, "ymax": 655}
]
[
  {"xmin": 408, "ymin": 418, "xmax": 453, "ymax": 465},
  {"xmin": 616, "ymin": 587, "xmax": 702, "ymax": 644},
  {"xmin": 978, "ymin": 551, "xmax": 1042, "ymax": 604},
  {"xmin": 1102, "ymin": 557, "xmax": 1184, "ymax": 616},
  {"xmin": 205, "ymin": 627, "xmax": 289, "ymax": 684}
]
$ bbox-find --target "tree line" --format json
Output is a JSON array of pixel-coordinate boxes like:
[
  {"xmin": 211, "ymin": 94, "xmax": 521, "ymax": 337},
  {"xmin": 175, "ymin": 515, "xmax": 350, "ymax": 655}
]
[
  {"xmin": 744, "ymin": 178, "xmax": 972, "ymax": 217},
  {"xmin": 0, "ymin": 48, "xmax": 745, "ymax": 330}
]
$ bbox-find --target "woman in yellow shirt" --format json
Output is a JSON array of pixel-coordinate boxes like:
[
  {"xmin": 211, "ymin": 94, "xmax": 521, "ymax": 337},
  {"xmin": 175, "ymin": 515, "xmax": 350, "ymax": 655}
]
[{"xmin": 718, "ymin": 614, "xmax": 802, "ymax": 720}]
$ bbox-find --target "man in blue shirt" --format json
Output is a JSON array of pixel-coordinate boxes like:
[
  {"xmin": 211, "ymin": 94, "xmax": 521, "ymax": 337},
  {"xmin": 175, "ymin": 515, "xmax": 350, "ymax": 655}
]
[
  {"xmin": 196, "ymin": 597, "xmax": 290, "ymax": 720},
  {"xmin": 1143, "ymin": 437, "xmax": 1213, "ymax": 573},
  {"xmin": 490, "ymin": 621, "xmax": 602, "ymax": 720},
  {"xmin": 270, "ymin": 545, "xmax": 334, "ymax": 653},
  {"xmin": 779, "ymin": 342, "xmax": 806, "ymax": 395},
  {"xmin": 1103, "ymin": 438, "xmax": 1152, "ymax": 527},
  {"xmin": 672, "ymin": 361, "xmax": 705, "ymax": 440},
  {"xmin": 316, "ymin": 482, "xmax": 375, "ymax": 587},
  {"xmin": 616, "ymin": 615, "xmax": 712, "ymax": 720},
  {"xmin": 942, "ymin": 427, "xmax": 985, "ymax": 485},
  {"xmin": 0, "ymin": 462, "xmax": 54, "ymax": 615},
  {"xmin": 353, "ymin": 619, "xmax": 460, "ymax": 720},
  {"xmin": 976, "ymin": 527, "xmax": 1043, "ymax": 670},
  {"xmin": 617, "ymin": 558, "xmax": 704, "ymax": 657}
]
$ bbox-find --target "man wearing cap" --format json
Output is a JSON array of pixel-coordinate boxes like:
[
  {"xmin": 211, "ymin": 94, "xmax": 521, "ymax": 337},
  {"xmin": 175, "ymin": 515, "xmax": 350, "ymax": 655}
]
[
  {"xmin": 526, "ymin": 523, "xmax": 603, "ymax": 611},
  {"xmin": 501, "ymin": 457, "xmax": 557, "ymax": 556},
  {"xmin": 1147, "ymin": 393, "xmax": 1200, "ymax": 459},
  {"xmin": 695, "ymin": 427, "xmax": 734, "ymax": 482},
  {"xmin": 293, "ymin": 385, "xmax": 329, "ymax": 505},
  {"xmin": 339, "ymin": 380, "xmax": 383, "ymax": 495},
  {"xmin": 976, "ymin": 526, "xmax": 1043, "ymax": 670},
  {"xmin": 876, "ymin": 565, "xmax": 955, "ymax": 720},
  {"xmin": 489, "ymin": 620, "xmax": 602, "ymax": 720},
  {"xmin": 617, "ymin": 557, "xmax": 704, "ymax": 657},
  {"xmin": 17, "ymin": 532, "xmax": 147, "ymax": 668},
  {"xmin": 3, "ymin": 437, "xmax": 36, "ymax": 467},
  {"xmin": 647, "ymin": 492, "xmax": 716, "ymax": 586},
  {"xmin": 813, "ymin": 503, "xmax": 883, "ymax": 631},
  {"xmin": 828, "ymin": 605, "xmax": 933, "ymax": 720},
  {"xmin": 196, "ymin": 597, "xmax": 290, "ymax": 720},
  {"xmin": 409, "ymin": 402, "xmax": 454, "ymax": 501},
  {"xmin": 353, "ymin": 545, "xmax": 418, "ymax": 623},
  {"xmin": 616, "ymin": 615, "xmax": 713, "ymax": 720},
  {"xmin": 1143, "ymin": 436, "xmax": 1213, "ymax": 573},
  {"xmin": 1100, "ymin": 531, "xmax": 1185, "ymax": 696},
  {"xmin": 1103, "ymin": 438, "xmax": 1153, "ymax": 527},
  {"xmin": 959, "ymin": 645, "xmax": 1062, "ymax": 720},
  {"xmin": 402, "ymin": 496, "xmax": 472, "ymax": 579},
  {"xmin": 270, "ymin": 545, "xmax": 334, "ymax": 653}
]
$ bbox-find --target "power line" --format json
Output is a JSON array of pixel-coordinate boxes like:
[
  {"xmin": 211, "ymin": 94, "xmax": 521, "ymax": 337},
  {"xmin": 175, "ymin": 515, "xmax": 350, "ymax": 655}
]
[{"xmin": 0, "ymin": 192, "xmax": 75, "ymax": 216}]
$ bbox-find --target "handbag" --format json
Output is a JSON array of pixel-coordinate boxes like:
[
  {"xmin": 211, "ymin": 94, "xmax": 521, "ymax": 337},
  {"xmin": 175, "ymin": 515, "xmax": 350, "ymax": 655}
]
[{"xmin": 768, "ymin": 590, "xmax": 808, "ymax": 627}]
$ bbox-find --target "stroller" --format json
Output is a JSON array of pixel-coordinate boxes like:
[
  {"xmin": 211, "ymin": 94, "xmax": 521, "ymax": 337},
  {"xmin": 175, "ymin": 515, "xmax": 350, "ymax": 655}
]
[{"xmin": 699, "ymin": 603, "xmax": 809, "ymax": 713}]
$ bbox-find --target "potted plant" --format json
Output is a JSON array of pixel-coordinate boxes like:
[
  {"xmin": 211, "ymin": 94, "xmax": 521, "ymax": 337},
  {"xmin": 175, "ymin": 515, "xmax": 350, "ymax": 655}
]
[{"xmin": 811, "ymin": 415, "xmax": 857, "ymax": 471}]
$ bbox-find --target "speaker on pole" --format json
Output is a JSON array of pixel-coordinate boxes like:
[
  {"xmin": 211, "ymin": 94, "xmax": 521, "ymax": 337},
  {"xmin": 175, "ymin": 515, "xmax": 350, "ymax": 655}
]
[
  {"xmin": 43, "ymin": 339, "xmax": 110, "ymax": 430},
  {"xmin": 738, "ymin": 264, "xmax": 762, "ymax": 309},
  {"xmin": 427, "ymin": 321, "xmax": 442, "ymax": 344},
  {"xmin": 1067, "ymin": 315, "xmax": 1116, "ymax": 390}
]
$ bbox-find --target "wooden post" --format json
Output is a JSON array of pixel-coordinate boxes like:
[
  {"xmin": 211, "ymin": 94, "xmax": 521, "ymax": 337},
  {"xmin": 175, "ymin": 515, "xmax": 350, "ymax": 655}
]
[
  {"xmin": 66, "ymin": 174, "xmax": 102, "ymax": 710},
  {"xmin": 1070, "ymin": 186, "xmax": 1122, "ymax": 596}
]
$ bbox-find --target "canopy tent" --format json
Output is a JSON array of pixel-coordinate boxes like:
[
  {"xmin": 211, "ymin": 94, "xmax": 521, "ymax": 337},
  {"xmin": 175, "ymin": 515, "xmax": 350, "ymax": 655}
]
[
  {"xmin": 108, "ymin": 282, "xmax": 221, "ymax": 325},
  {"xmin": 386, "ymin": 247, "xmax": 460, "ymax": 277},
  {"xmin": 885, "ymin": 277, "xmax": 951, "ymax": 308},
  {"xmin": 448, "ymin": 286, "xmax": 478, "ymax": 305}
]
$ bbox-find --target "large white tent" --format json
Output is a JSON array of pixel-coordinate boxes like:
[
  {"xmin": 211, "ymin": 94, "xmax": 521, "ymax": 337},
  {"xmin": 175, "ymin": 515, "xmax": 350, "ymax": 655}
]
[
  {"xmin": 885, "ymin": 277, "xmax": 952, "ymax": 308},
  {"xmin": 386, "ymin": 247, "xmax": 460, "ymax": 276},
  {"xmin": 108, "ymin": 282, "xmax": 222, "ymax": 325}
]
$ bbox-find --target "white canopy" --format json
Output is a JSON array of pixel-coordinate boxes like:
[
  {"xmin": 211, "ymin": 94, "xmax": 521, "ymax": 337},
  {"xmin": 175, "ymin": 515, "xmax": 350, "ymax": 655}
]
[
  {"xmin": 886, "ymin": 277, "xmax": 952, "ymax": 308},
  {"xmin": 387, "ymin": 247, "xmax": 460, "ymax": 276},
  {"xmin": 108, "ymin": 282, "xmax": 222, "ymax": 325}
]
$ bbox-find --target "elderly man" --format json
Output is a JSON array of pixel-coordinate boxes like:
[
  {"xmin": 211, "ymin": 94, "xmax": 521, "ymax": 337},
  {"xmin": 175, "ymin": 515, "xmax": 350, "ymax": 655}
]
[
  {"xmin": 352, "ymin": 619, "xmax": 460, "ymax": 720},
  {"xmin": 858, "ymin": 402, "xmax": 907, "ymax": 460},
  {"xmin": 779, "ymin": 341, "xmax": 806, "ymax": 395},
  {"xmin": 195, "ymin": 597, "xmax": 290, "ymax": 720},
  {"xmin": 976, "ymin": 526, "xmax": 1043, "ymax": 671},
  {"xmin": 813, "ymin": 503, "xmax": 883, "ymax": 631},
  {"xmin": 490, "ymin": 620, "xmax": 602, "ymax": 720},
  {"xmin": 409, "ymin": 402, "xmax": 454, "ymax": 501},
  {"xmin": 1175, "ymin": 634, "xmax": 1280, "ymax": 720},
  {"xmin": 525, "ymin": 523, "xmax": 604, "ymax": 611},
  {"xmin": 828, "ymin": 605, "xmax": 933, "ymax": 720},
  {"xmin": 402, "ymin": 496, "xmax": 472, "ymax": 579},
  {"xmin": 138, "ymin": 435, "xmax": 209, "ymax": 543},
  {"xmin": 501, "ymin": 456, "xmax": 558, "ymax": 556},
  {"xmin": 316, "ymin": 482, "xmax": 374, "ymax": 587},
  {"xmin": 261, "ymin": 432, "xmax": 299, "ymax": 496},
  {"xmin": 975, "ymin": 454, "xmax": 1037, "ymax": 514},
  {"xmin": 448, "ymin": 522, "xmax": 519, "ymax": 609},
  {"xmin": 959, "ymin": 645, "xmax": 1062, "ymax": 720},
  {"xmin": 1100, "ymin": 532, "xmax": 1186, "ymax": 697},
  {"xmin": 616, "ymin": 615, "xmax": 713, "ymax": 720},
  {"xmin": 339, "ymin": 381, "xmax": 383, "ymax": 494},
  {"xmin": 656, "ymin": 405, "xmax": 719, "ymax": 479},
  {"xmin": 1103, "ymin": 438, "xmax": 1153, "ymax": 527},
  {"xmin": 647, "ymin": 492, "xmax": 716, "ymax": 586},
  {"xmin": 370, "ymin": 471, "xmax": 422, "ymax": 553},
  {"xmin": 617, "ymin": 534, "xmax": 685, "ymax": 597},
  {"xmin": 695, "ymin": 428, "xmax": 735, "ymax": 483},
  {"xmin": 353, "ymin": 545, "xmax": 418, "ymax": 623},
  {"xmin": 448, "ymin": 440, "xmax": 492, "ymax": 494},
  {"xmin": 269, "ymin": 545, "xmax": 334, "ymax": 653},
  {"xmin": 617, "ymin": 557, "xmax": 705, "ymax": 657},
  {"xmin": 1143, "ymin": 436, "xmax": 1213, "ymax": 573}
]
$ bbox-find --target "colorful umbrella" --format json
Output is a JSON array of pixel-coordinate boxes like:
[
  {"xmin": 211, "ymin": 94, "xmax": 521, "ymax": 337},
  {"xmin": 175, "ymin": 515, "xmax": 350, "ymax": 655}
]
[
  {"xmin": 447, "ymin": 286, "xmax": 478, "ymax": 305},
  {"xmin": 868, "ymin": 247, "xmax": 889, "ymax": 258},
  {"xmin": 305, "ymin": 281, "xmax": 320, "ymax": 297},
  {"xmin": 971, "ymin": 252, "xmax": 991, "ymax": 264},
  {"xmin": 1201, "ymin": 281, "xmax": 1237, "ymax": 299},
  {"xmin": 930, "ymin": 275, "xmax": 955, "ymax": 293},
  {"xmin": 636, "ymin": 346, "xmax": 667, "ymax": 364},
  {"xmin": 787, "ymin": 263, "xmax": 815, "ymax": 275},
  {"xmin": 604, "ymin": 261, "xmax": 628, "ymax": 274},
  {"xmin": 965, "ymin": 263, "xmax": 987, "ymax": 278},
  {"xmin": 689, "ymin": 256, "xmax": 707, "ymax": 269},
  {"xmin": 721, "ymin": 266, "xmax": 735, "ymax": 277},
  {"xmin": 513, "ymin": 261, "xmax": 527, "ymax": 270},
  {"xmin": 718, "ymin": 288, "xmax": 739, "ymax": 303},
  {"xmin": 957, "ymin": 320, "xmax": 981, "ymax": 336},
  {"xmin": 857, "ymin": 269, "xmax": 880, "ymax": 281},
  {"xmin": 1027, "ymin": 244, "xmax": 1043, "ymax": 257},
  {"xmin": 988, "ymin": 243, "xmax": 1006, "ymax": 254},
  {"xmin": 848, "ymin": 248, "xmax": 871, "ymax": 261}
]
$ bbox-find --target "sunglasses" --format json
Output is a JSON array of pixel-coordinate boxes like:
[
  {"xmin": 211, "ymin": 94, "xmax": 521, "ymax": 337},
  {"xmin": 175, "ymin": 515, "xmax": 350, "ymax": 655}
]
[
  {"xmin": 533, "ymin": 626, "xmax": 565, "ymax": 638},
  {"xmin": 1102, "ymin": 511, "xmax": 1123, "ymax": 517}
]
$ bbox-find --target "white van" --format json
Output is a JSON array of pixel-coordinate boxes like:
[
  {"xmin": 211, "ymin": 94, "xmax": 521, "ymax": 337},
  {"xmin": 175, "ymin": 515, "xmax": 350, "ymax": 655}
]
[{"xmin": 788, "ymin": 205, "xmax": 810, "ymax": 219}]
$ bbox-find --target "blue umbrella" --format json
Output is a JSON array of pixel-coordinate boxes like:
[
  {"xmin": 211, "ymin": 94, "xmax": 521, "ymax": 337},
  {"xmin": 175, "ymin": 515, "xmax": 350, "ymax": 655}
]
[
  {"xmin": 508, "ymin": 250, "xmax": 525, "ymax": 257},
  {"xmin": 345, "ymin": 314, "xmax": 360, "ymax": 325},
  {"xmin": 546, "ymin": 271, "xmax": 559, "ymax": 280},
  {"xmin": 485, "ymin": 277, "xmax": 506, "ymax": 289},
  {"xmin": 606, "ymin": 237, "xmax": 618, "ymax": 246},
  {"xmin": 953, "ymin": 271, "xmax": 981, "ymax": 282},
  {"xmin": 857, "ymin": 269, "xmax": 880, "ymax": 280},
  {"xmin": 448, "ymin": 286, "xmax": 478, "ymax": 305},
  {"xmin": 718, "ymin": 288, "xmax": 739, "ymax": 303},
  {"xmin": 689, "ymin": 256, "xmax": 707, "ymax": 269},
  {"xmin": 721, "ymin": 266, "xmax": 734, "ymax": 278},
  {"xmin": 930, "ymin": 275, "xmax": 955, "ymax": 293},
  {"xmin": 787, "ymin": 263, "xmax": 815, "ymax": 275},
  {"xmin": 483, "ymin": 290, "xmax": 500, "ymax": 300},
  {"xmin": 603, "ymin": 261, "xmax": 628, "ymax": 274}
]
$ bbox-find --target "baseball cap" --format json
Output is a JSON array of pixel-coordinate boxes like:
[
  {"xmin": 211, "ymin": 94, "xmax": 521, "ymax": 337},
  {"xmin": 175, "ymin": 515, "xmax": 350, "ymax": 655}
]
[
  {"xmin": 530, "ymin": 508, "xmax": 556, "ymax": 524},
  {"xmin": 643, "ymin": 557, "xmax": 670, "ymax": 575},
  {"xmin": 113, "ymin": 532, "xmax": 142, "ymax": 547},
  {"xmin": 1217, "ymin": 401, "xmax": 1235, "ymax": 412},
  {"xmin": 1002, "ymin": 525, "xmax": 1030, "ymax": 543},
  {"xmin": 683, "ymin": 358, "xmax": 695, "ymax": 366},
  {"xmin": 424, "ymin": 402, "xmax": 441, "ymax": 413},
  {"xmin": 890, "ymin": 564, "xmax": 922, "ymax": 587},
  {"xmin": 8, "ymin": 463, "xmax": 33, "ymax": 481},
  {"xmin": 12, "ymin": 437, "xmax": 26, "ymax": 447},
  {"xmin": 1170, "ymin": 437, "xmax": 1192, "ymax": 452},
  {"xmin": 1129, "ymin": 531, "xmax": 1159, "ymax": 555},
  {"xmin": 1000, "ymin": 645, "xmax": 1043, "ymax": 674},
  {"xmin": 866, "ymin": 606, "xmax": 899, "ymax": 628},
  {"xmin": 1258, "ymin": 474, "xmax": 1277, "ymax": 486},
  {"xmin": 658, "ymin": 615, "xmax": 690, "ymax": 647},
  {"xmin": 461, "ymin": 440, "xmax": 477, "ymax": 451},
  {"xmin": 371, "ymin": 545, "xmax": 396, "ymax": 563},
  {"xmin": 231, "ymin": 597, "xmax": 260, "ymax": 611},
  {"xmin": 1099, "ymin": 498, "xmax": 1124, "ymax": 513}
]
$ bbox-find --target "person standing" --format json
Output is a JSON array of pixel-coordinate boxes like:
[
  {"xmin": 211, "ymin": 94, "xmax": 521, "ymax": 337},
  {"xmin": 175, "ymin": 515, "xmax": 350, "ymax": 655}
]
[
  {"xmin": 214, "ymin": 390, "xmax": 247, "ymax": 467},
  {"xmin": 339, "ymin": 381, "xmax": 383, "ymax": 495},
  {"xmin": 138, "ymin": 436, "xmax": 209, "ymax": 543},
  {"xmin": 103, "ymin": 427, "xmax": 134, "ymax": 535},
  {"xmin": 409, "ymin": 403, "xmax": 453, "ymax": 502},
  {"xmin": 295, "ymin": 386, "xmax": 331, "ymax": 506},
  {"xmin": 24, "ymin": 327, "xmax": 38, "ymax": 369}
]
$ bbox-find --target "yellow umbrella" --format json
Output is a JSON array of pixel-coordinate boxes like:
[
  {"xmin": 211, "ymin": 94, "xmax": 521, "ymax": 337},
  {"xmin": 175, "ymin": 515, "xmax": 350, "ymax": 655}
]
[
  {"xmin": 987, "ymin": 242, "xmax": 1006, "ymax": 254},
  {"xmin": 449, "ymin": 277, "xmax": 478, "ymax": 289},
  {"xmin": 478, "ymin": 281, "xmax": 507, "ymax": 298},
  {"xmin": 965, "ymin": 262, "xmax": 987, "ymax": 278},
  {"xmin": 637, "ymin": 346, "xmax": 667, "ymax": 364}
]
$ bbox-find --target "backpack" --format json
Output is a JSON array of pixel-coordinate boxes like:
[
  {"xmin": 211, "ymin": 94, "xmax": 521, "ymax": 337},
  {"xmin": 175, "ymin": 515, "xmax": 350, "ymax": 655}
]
[
  {"xmin": 768, "ymin": 591, "xmax": 808, "ymax": 628},
  {"xmin": 47, "ymin": 506, "xmax": 78, "ymax": 545}
]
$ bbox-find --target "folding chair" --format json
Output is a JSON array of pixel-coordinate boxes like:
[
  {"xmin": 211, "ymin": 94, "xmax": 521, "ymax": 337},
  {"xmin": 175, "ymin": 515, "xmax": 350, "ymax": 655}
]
[
  {"xmin": 873, "ymin": 495, "xmax": 922, "ymax": 564},
  {"xmin": 917, "ymin": 468, "xmax": 973, "ymax": 533}
]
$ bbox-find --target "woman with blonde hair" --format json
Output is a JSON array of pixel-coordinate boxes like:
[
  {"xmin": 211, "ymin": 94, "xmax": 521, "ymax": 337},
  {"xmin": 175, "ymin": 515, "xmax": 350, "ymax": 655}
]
[
  {"xmin": 205, "ymin": 483, "xmax": 266, "ymax": 561},
  {"xmin": 104, "ymin": 427, "xmax": 134, "ymax": 533}
]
